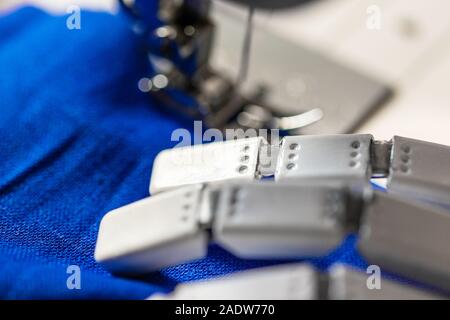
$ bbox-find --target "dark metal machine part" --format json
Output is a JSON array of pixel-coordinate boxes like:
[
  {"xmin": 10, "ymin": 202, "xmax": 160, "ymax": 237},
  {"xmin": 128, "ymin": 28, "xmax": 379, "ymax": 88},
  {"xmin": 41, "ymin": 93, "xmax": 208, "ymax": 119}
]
[{"xmin": 121, "ymin": 0, "xmax": 392, "ymax": 133}]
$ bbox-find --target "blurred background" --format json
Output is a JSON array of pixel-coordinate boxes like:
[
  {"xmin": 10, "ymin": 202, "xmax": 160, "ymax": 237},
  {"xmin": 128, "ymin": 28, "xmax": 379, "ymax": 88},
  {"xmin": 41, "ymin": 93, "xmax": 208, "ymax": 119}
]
[{"xmin": 2, "ymin": 0, "xmax": 450, "ymax": 144}]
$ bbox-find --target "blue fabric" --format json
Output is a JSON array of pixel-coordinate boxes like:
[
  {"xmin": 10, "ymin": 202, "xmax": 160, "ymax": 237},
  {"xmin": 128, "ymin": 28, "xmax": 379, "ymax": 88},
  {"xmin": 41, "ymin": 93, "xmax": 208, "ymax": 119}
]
[{"xmin": 0, "ymin": 7, "xmax": 369, "ymax": 299}]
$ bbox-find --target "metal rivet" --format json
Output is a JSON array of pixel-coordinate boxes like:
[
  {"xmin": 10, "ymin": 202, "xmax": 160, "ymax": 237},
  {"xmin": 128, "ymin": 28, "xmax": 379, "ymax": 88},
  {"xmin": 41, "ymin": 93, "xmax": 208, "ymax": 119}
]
[
  {"xmin": 238, "ymin": 165, "xmax": 248, "ymax": 174},
  {"xmin": 286, "ymin": 163, "xmax": 296, "ymax": 170},
  {"xmin": 400, "ymin": 164, "xmax": 409, "ymax": 173},
  {"xmin": 349, "ymin": 160, "xmax": 358, "ymax": 167},
  {"xmin": 351, "ymin": 141, "xmax": 360, "ymax": 149},
  {"xmin": 240, "ymin": 155, "xmax": 250, "ymax": 163},
  {"xmin": 401, "ymin": 154, "xmax": 410, "ymax": 163},
  {"xmin": 401, "ymin": 145, "xmax": 411, "ymax": 154}
]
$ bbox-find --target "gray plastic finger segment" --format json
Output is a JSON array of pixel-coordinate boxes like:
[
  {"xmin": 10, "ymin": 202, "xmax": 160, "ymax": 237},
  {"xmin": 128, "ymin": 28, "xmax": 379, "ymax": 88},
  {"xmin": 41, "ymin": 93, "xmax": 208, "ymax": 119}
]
[
  {"xmin": 388, "ymin": 136, "xmax": 450, "ymax": 206},
  {"xmin": 358, "ymin": 191, "xmax": 450, "ymax": 292},
  {"xmin": 95, "ymin": 185, "xmax": 208, "ymax": 274},
  {"xmin": 149, "ymin": 137, "xmax": 266, "ymax": 194},
  {"xmin": 151, "ymin": 263, "xmax": 318, "ymax": 300},
  {"xmin": 213, "ymin": 182, "xmax": 352, "ymax": 259},
  {"xmin": 328, "ymin": 264, "xmax": 442, "ymax": 300},
  {"xmin": 275, "ymin": 134, "xmax": 373, "ymax": 187}
]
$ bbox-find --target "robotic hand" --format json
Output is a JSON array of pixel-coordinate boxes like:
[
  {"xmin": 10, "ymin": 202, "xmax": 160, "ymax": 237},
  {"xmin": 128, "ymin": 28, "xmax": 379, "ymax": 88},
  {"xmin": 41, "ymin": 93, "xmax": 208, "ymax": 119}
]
[{"xmin": 96, "ymin": 133, "xmax": 450, "ymax": 298}]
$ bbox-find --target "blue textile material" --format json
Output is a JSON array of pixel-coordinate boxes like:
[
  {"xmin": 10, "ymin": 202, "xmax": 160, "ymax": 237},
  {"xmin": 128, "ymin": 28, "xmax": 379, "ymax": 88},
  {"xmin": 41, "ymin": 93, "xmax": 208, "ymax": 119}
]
[{"xmin": 0, "ymin": 7, "xmax": 369, "ymax": 299}]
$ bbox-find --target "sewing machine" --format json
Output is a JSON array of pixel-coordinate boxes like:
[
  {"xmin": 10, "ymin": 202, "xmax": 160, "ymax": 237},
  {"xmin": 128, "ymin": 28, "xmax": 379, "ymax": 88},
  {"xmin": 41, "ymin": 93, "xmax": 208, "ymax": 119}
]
[
  {"xmin": 3, "ymin": 0, "xmax": 450, "ymax": 143},
  {"xmin": 118, "ymin": 0, "xmax": 391, "ymax": 135}
]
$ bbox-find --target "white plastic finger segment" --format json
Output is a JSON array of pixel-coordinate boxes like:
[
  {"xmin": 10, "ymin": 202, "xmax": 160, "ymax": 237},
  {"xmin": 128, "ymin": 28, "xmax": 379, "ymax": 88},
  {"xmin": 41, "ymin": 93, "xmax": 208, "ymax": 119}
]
[
  {"xmin": 358, "ymin": 191, "xmax": 450, "ymax": 291},
  {"xmin": 150, "ymin": 137, "xmax": 265, "ymax": 194},
  {"xmin": 388, "ymin": 136, "xmax": 450, "ymax": 206},
  {"xmin": 275, "ymin": 134, "xmax": 373, "ymax": 185},
  {"xmin": 151, "ymin": 264, "xmax": 318, "ymax": 300},
  {"xmin": 95, "ymin": 185, "xmax": 208, "ymax": 274},
  {"xmin": 213, "ymin": 183, "xmax": 352, "ymax": 259},
  {"xmin": 328, "ymin": 264, "xmax": 442, "ymax": 300}
]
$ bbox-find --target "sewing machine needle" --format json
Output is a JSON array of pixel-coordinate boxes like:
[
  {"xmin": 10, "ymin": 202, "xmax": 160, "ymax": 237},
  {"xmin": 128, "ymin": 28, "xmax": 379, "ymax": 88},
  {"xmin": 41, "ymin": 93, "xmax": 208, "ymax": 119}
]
[{"xmin": 237, "ymin": 5, "xmax": 254, "ymax": 86}]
